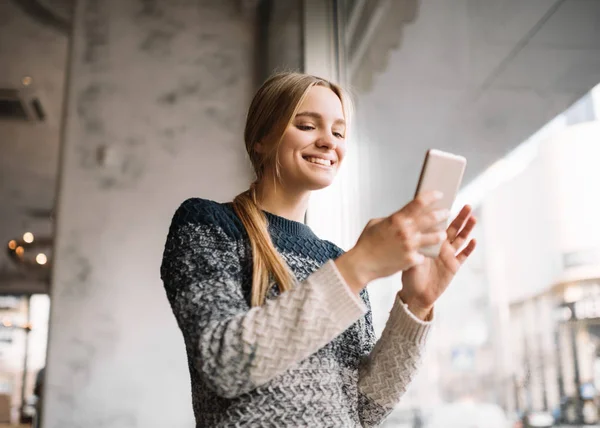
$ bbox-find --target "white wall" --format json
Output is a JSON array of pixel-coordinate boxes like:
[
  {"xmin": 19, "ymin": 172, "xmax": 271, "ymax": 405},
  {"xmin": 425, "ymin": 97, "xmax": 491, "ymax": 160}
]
[
  {"xmin": 45, "ymin": 0, "xmax": 254, "ymax": 426},
  {"xmin": 479, "ymin": 119, "xmax": 600, "ymax": 412},
  {"xmin": 541, "ymin": 122, "xmax": 600, "ymax": 284},
  {"xmin": 481, "ymin": 121, "xmax": 600, "ymax": 305}
]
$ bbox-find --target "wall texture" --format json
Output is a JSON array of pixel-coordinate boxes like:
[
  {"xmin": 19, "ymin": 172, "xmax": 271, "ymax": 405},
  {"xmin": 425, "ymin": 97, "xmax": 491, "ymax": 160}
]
[{"xmin": 45, "ymin": 0, "xmax": 254, "ymax": 426}]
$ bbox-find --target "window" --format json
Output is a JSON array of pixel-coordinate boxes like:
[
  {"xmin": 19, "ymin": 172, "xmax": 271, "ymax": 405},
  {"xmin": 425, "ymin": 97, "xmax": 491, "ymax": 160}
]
[{"xmin": 306, "ymin": 1, "xmax": 600, "ymax": 425}]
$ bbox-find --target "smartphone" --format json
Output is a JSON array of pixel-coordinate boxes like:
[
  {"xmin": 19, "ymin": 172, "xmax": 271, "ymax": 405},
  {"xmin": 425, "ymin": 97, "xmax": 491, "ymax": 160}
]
[{"xmin": 414, "ymin": 149, "xmax": 467, "ymax": 258}]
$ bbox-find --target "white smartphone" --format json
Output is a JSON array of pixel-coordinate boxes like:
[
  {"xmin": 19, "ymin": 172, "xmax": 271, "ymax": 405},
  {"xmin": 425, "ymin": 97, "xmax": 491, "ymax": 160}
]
[{"xmin": 414, "ymin": 149, "xmax": 467, "ymax": 258}]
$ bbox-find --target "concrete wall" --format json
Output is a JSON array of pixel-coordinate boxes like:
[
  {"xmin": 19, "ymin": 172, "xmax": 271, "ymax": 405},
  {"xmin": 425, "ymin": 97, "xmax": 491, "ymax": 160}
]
[{"xmin": 45, "ymin": 0, "xmax": 254, "ymax": 426}]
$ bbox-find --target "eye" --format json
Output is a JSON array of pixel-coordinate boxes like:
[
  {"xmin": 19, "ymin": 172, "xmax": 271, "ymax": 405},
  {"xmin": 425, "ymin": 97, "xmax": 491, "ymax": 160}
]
[
  {"xmin": 333, "ymin": 132, "xmax": 344, "ymax": 139},
  {"xmin": 297, "ymin": 124, "xmax": 315, "ymax": 131}
]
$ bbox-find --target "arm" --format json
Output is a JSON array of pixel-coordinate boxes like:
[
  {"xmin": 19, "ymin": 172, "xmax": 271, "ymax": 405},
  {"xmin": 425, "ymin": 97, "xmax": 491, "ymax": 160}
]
[
  {"xmin": 335, "ymin": 245, "xmax": 434, "ymax": 426},
  {"xmin": 161, "ymin": 203, "xmax": 366, "ymax": 399},
  {"xmin": 357, "ymin": 293, "xmax": 433, "ymax": 427}
]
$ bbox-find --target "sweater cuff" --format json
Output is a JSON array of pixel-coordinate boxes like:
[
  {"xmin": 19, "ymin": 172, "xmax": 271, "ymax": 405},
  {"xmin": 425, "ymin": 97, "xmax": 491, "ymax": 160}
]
[
  {"xmin": 387, "ymin": 294, "xmax": 433, "ymax": 346},
  {"xmin": 311, "ymin": 260, "xmax": 367, "ymax": 325}
]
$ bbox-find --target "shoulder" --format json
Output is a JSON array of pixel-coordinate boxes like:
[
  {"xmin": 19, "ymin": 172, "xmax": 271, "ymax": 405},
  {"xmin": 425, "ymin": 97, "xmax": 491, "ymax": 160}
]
[
  {"xmin": 322, "ymin": 239, "xmax": 345, "ymax": 259},
  {"xmin": 169, "ymin": 197, "xmax": 244, "ymax": 240}
]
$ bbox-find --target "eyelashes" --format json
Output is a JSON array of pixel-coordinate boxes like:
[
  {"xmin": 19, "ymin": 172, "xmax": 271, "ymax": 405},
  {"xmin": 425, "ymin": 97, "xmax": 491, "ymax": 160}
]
[{"xmin": 296, "ymin": 124, "xmax": 345, "ymax": 139}]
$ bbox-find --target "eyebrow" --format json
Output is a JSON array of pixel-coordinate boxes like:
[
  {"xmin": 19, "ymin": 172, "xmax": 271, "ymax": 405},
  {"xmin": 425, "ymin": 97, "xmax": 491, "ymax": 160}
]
[{"xmin": 295, "ymin": 111, "xmax": 346, "ymax": 126}]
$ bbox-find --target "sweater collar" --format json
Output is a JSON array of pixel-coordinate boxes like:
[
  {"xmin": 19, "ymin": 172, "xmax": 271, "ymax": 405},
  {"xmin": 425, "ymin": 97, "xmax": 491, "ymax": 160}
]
[
  {"xmin": 263, "ymin": 210, "xmax": 316, "ymax": 239},
  {"xmin": 224, "ymin": 202, "xmax": 316, "ymax": 239}
]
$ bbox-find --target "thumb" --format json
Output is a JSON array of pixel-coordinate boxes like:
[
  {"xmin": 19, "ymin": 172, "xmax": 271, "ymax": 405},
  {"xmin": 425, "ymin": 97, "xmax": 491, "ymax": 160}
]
[{"xmin": 365, "ymin": 217, "xmax": 385, "ymax": 228}]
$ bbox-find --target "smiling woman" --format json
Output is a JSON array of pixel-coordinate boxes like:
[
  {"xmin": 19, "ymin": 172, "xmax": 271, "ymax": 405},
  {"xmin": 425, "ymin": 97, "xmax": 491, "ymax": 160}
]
[
  {"xmin": 160, "ymin": 71, "xmax": 476, "ymax": 427},
  {"xmin": 267, "ymin": 86, "xmax": 347, "ymax": 192}
]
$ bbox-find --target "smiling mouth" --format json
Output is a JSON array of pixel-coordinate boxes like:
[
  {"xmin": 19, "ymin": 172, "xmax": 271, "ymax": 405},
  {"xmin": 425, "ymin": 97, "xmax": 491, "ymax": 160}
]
[{"xmin": 303, "ymin": 156, "xmax": 334, "ymax": 167}]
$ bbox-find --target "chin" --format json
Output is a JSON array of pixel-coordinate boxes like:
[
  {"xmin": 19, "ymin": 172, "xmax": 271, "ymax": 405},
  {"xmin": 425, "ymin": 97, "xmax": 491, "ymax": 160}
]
[
  {"xmin": 305, "ymin": 182, "xmax": 332, "ymax": 191},
  {"xmin": 284, "ymin": 162, "xmax": 339, "ymax": 191},
  {"xmin": 302, "ymin": 176, "xmax": 336, "ymax": 191}
]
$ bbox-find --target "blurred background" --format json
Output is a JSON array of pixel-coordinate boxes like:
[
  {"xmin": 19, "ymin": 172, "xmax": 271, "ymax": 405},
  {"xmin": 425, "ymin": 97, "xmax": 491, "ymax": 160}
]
[{"xmin": 0, "ymin": 0, "xmax": 599, "ymax": 427}]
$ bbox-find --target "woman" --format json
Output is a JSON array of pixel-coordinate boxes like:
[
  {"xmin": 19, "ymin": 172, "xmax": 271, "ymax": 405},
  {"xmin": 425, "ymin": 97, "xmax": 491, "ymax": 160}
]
[{"xmin": 161, "ymin": 72, "xmax": 476, "ymax": 427}]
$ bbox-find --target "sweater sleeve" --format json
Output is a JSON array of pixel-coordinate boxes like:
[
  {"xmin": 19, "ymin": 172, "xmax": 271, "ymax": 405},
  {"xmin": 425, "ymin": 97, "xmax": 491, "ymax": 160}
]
[
  {"xmin": 160, "ymin": 198, "xmax": 367, "ymax": 399},
  {"xmin": 356, "ymin": 292, "xmax": 433, "ymax": 427}
]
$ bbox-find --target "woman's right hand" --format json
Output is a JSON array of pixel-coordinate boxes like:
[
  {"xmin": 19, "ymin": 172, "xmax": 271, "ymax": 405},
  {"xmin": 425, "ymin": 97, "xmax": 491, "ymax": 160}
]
[{"xmin": 335, "ymin": 191, "xmax": 450, "ymax": 295}]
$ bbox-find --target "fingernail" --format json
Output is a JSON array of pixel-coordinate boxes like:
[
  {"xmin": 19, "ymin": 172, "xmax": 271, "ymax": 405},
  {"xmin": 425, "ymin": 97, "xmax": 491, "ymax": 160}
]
[{"xmin": 439, "ymin": 231, "xmax": 447, "ymax": 241}]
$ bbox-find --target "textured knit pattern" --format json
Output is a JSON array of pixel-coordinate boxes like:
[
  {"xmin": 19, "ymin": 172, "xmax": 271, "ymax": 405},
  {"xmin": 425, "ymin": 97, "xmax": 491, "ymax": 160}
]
[{"xmin": 160, "ymin": 198, "xmax": 433, "ymax": 427}]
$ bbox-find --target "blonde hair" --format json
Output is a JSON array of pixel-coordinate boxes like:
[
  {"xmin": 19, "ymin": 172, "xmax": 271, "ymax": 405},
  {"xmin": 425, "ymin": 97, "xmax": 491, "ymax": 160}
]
[{"xmin": 232, "ymin": 72, "xmax": 351, "ymax": 307}]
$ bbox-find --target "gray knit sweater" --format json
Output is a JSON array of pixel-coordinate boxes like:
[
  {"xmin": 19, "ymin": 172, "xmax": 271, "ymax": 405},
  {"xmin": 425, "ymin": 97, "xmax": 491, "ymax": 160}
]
[{"xmin": 160, "ymin": 198, "xmax": 432, "ymax": 427}]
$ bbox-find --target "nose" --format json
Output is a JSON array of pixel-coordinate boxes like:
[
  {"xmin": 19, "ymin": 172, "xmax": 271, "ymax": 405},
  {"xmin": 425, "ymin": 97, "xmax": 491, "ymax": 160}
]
[{"xmin": 316, "ymin": 133, "xmax": 336, "ymax": 150}]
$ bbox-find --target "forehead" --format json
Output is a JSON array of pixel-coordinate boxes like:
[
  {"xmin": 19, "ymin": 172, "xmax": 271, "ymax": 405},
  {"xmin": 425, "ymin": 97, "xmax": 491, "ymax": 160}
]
[{"xmin": 297, "ymin": 85, "xmax": 344, "ymax": 120}]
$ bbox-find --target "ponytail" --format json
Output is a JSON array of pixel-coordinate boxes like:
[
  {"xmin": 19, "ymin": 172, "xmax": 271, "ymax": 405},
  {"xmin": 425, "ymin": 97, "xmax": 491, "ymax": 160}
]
[{"xmin": 232, "ymin": 184, "xmax": 295, "ymax": 306}]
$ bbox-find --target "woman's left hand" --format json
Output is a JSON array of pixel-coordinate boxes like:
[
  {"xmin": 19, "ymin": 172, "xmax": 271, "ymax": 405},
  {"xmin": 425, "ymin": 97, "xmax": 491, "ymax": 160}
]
[{"xmin": 399, "ymin": 205, "xmax": 477, "ymax": 320}]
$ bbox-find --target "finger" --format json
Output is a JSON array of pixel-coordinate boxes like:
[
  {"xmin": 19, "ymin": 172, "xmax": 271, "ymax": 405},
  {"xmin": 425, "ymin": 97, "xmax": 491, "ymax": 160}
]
[
  {"xmin": 415, "ymin": 208, "xmax": 450, "ymax": 232},
  {"xmin": 456, "ymin": 239, "xmax": 477, "ymax": 264},
  {"xmin": 438, "ymin": 240, "xmax": 460, "ymax": 268},
  {"xmin": 451, "ymin": 216, "xmax": 477, "ymax": 250},
  {"xmin": 418, "ymin": 230, "xmax": 447, "ymax": 248},
  {"xmin": 400, "ymin": 191, "xmax": 443, "ymax": 217},
  {"xmin": 446, "ymin": 205, "xmax": 472, "ymax": 242}
]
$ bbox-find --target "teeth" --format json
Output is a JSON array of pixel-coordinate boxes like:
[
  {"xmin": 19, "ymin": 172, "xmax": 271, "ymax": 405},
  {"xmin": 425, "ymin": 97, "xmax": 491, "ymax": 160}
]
[{"xmin": 306, "ymin": 157, "xmax": 332, "ymax": 166}]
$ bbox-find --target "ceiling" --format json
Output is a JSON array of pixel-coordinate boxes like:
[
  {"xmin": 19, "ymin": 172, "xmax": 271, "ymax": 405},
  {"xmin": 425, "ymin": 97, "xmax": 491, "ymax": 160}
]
[
  {"xmin": 0, "ymin": 0, "xmax": 69, "ymax": 293},
  {"xmin": 8, "ymin": 0, "xmax": 74, "ymax": 33},
  {"xmin": 354, "ymin": 0, "xmax": 600, "ymax": 215},
  {"xmin": 36, "ymin": 0, "xmax": 75, "ymax": 22}
]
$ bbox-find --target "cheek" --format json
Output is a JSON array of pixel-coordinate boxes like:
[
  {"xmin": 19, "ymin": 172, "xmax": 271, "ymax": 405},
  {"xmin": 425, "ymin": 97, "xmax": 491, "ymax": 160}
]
[
  {"xmin": 279, "ymin": 130, "xmax": 307, "ymax": 157},
  {"xmin": 286, "ymin": 127, "xmax": 308, "ymax": 143},
  {"xmin": 336, "ymin": 144, "xmax": 347, "ymax": 164},
  {"xmin": 276, "ymin": 141, "xmax": 303, "ymax": 171}
]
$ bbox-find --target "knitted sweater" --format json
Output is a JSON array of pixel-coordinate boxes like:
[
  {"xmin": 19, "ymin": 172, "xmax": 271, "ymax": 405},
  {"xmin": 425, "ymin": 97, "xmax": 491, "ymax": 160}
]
[{"xmin": 160, "ymin": 198, "xmax": 433, "ymax": 427}]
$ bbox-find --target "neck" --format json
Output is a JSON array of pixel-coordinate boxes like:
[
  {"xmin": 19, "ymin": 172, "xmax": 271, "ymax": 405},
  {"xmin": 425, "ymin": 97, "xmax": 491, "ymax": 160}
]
[{"xmin": 255, "ymin": 175, "xmax": 310, "ymax": 223}]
